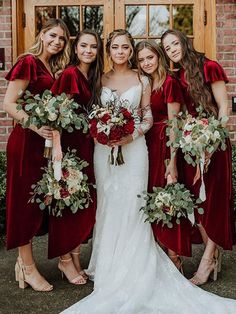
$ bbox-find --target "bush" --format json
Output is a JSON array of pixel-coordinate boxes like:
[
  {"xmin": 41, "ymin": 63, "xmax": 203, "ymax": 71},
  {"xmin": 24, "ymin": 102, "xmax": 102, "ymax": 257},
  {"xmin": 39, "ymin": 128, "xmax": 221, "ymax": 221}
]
[{"xmin": 0, "ymin": 151, "xmax": 6, "ymax": 235}]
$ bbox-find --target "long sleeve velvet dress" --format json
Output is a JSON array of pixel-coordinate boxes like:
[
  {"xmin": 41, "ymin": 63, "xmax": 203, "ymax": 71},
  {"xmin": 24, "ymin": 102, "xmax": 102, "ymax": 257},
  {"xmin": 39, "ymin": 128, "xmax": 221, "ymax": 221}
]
[
  {"xmin": 49, "ymin": 66, "xmax": 96, "ymax": 258},
  {"xmin": 5, "ymin": 55, "xmax": 54, "ymax": 250},
  {"xmin": 146, "ymin": 74, "xmax": 192, "ymax": 257},
  {"xmin": 177, "ymin": 59, "xmax": 235, "ymax": 250}
]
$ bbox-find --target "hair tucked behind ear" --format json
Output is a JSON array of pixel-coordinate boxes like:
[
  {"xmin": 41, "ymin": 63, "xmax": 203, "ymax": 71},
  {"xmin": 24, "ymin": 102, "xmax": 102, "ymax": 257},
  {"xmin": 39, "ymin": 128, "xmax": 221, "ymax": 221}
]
[
  {"xmin": 161, "ymin": 29, "xmax": 217, "ymax": 116},
  {"xmin": 71, "ymin": 29, "xmax": 104, "ymax": 108}
]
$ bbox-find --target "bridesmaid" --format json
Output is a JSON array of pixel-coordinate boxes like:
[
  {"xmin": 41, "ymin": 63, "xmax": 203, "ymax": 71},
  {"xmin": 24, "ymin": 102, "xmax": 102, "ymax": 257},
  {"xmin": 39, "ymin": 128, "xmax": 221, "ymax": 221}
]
[
  {"xmin": 50, "ymin": 29, "xmax": 103, "ymax": 284},
  {"xmin": 161, "ymin": 29, "xmax": 235, "ymax": 285},
  {"xmin": 136, "ymin": 40, "xmax": 192, "ymax": 270},
  {"xmin": 3, "ymin": 19, "xmax": 70, "ymax": 291}
]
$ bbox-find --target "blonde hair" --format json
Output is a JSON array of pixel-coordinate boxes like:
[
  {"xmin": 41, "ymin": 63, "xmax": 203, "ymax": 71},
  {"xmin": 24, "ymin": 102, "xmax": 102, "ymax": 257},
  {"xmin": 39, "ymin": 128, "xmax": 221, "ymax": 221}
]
[
  {"xmin": 136, "ymin": 40, "xmax": 168, "ymax": 90},
  {"xmin": 19, "ymin": 18, "xmax": 71, "ymax": 74}
]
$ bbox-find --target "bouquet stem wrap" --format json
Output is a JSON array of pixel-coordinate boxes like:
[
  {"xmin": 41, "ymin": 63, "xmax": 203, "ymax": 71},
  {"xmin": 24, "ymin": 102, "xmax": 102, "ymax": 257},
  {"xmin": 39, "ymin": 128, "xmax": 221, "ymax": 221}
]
[
  {"xmin": 193, "ymin": 152, "xmax": 206, "ymax": 202},
  {"xmin": 44, "ymin": 139, "xmax": 53, "ymax": 159},
  {"xmin": 110, "ymin": 146, "xmax": 124, "ymax": 166},
  {"xmin": 52, "ymin": 130, "xmax": 63, "ymax": 181}
]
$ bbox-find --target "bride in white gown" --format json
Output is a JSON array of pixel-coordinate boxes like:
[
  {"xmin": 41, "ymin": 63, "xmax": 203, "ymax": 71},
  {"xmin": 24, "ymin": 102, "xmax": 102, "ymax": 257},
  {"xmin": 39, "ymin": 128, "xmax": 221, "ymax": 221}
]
[{"xmin": 61, "ymin": 29, "xmax": 236, "ymax": 314}]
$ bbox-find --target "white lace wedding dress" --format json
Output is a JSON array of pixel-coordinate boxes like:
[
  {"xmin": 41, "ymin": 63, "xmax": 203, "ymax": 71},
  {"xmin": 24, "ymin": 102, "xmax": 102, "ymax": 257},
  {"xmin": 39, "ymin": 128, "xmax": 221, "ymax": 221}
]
[{"xmin": 61, "ymin": 79, "xmax": 236, "ymax": 314}]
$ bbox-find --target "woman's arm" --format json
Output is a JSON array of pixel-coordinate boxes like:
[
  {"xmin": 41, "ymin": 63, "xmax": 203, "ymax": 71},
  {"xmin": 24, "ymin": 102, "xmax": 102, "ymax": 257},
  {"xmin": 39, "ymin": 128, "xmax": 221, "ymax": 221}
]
[
  {"xmin": 211, "ymin": 80, "xmax": 228, "ymax": 123},
  {"xmin": 165, "ymin": 102, "xmax": 181, "ymax": 182}
]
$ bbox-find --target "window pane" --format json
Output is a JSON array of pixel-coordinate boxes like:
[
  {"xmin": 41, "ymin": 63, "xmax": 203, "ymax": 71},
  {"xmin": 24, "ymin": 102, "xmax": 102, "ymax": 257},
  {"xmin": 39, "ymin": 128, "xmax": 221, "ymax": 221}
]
[
  {"xmin": 126, "ymin": 6, "xmax": 146, "ymax": 36},
  {"xmin": 149, "ymin": 5, "xmax": 169, "ymax": 37},
  {"xmin": 83, "ymin": 6, "xmax": 103, "ymax": 36},
  {"xmin": 173, "ymin": 5, "xmax": 193, "ymax": 35},
  {"xmin": 59, "ymin": 6, "xmax": 80, "ymax": 37},
  {"xmin": 35, "ymin": 6, "xmax": 56, "ymax": 35}
]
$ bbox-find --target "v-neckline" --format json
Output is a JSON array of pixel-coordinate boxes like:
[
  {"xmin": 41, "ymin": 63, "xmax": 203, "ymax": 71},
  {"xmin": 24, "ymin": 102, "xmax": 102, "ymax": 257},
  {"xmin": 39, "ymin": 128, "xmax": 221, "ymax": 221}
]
[{"xmin": 37, "ymin": 57, "xmax": 54, "ymax": 79}]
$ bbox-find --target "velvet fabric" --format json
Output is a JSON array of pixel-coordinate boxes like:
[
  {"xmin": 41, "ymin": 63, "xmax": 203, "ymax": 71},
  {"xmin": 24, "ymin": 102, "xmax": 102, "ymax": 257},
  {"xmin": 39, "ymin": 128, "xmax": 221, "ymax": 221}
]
[
  {"xmin": 5, "ymin": 55, "xmax": 54, "ymax": 250},
  {"xmin": 146, "ymin": 75, "xmax": 192, "ymax": 256},
  {"xmin": 49, "ymin": 66, "xmax": 96, "ymax": 258},
  {"xmin": 177, "ymin": 59, "xmax": 235, "ymax": 250}
]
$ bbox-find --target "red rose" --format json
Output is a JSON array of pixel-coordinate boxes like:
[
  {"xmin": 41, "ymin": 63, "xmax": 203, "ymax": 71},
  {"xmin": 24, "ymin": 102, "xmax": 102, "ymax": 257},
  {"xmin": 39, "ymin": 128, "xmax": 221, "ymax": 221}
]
[
  {"xmin": 109, "ymin": 126, "xmax": 123, "ymax": 141},
  {"xmin": 183, "ymin": 130, "xmax": 191, "ymax": 137},
  {"xmin": 62, "ymin": 168, "xmax": 70, "ymax": 178},
  {"xmin": 97, "ymin": 132, "xmax": 109, "ymax": 144},
  {"xmin": 101, "ymin": 113, "xmax": 110, "ymax": 123},
  {"xmin": 60, "ymin": 188, "xmax": 70, "ymax": 198},
  {"xmin": 123, "ymin": 120, "xmax": 135, "ymax": 134},
  {"xmin": 120, "ymin": 108, "xmax": 132, "ymax": 119}
]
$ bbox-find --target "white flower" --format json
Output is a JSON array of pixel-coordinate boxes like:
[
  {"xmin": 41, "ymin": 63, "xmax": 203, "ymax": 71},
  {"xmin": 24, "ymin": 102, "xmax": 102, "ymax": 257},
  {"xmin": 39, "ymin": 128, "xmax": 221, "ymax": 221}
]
[{"xmin": 48, "ymin": 111, "xmax": 58, "ymax": 121}]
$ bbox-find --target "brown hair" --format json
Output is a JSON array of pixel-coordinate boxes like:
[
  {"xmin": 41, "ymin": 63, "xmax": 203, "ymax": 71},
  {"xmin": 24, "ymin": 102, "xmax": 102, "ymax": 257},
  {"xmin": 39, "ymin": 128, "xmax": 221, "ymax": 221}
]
[
  {"xmin": 20, "ymin": 18, "xmax": 71, "ymax": 74},
  {"xmin": 161, "ymin": 29, "xmax": 217, "ymax": 116},
  {"xmin": 71, "ymin": 29, "xmax": 104, "ymax": 108},
  {"xmin": 136, "ymin": 40, "xmax": 168, "ymax": 90},
  {"xmin": 106, "ymin": 29, "xmax": 135, "ymax": 68}
]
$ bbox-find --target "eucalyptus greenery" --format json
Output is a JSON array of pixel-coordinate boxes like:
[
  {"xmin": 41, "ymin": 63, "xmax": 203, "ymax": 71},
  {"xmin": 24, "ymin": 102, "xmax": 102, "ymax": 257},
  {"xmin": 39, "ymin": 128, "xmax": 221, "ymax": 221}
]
[
  {"xmin": 16, "ymin": 89, "xmax": 88, "ymax": 133},
  {"xmin": 139, "ymin": 183, "xmax": 203, "ymax": 228},
  {"xmin": 30, "ymin": 149, "xmax": 92, "ymax": 217},
  {"xmin": 166, "ymin": 107, "xmax": 229, "ymax": 167}
]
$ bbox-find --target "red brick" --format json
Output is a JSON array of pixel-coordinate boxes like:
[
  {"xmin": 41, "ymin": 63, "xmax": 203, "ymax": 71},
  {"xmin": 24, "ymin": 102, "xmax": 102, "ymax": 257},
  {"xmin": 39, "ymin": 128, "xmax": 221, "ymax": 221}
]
[
  {"xmin": 0, "ymin": 127, "xmax": 6, "ymax": 134},
  {"xmin": 0, "ymin": 119, "xmax": 13, "ymax": 126}
]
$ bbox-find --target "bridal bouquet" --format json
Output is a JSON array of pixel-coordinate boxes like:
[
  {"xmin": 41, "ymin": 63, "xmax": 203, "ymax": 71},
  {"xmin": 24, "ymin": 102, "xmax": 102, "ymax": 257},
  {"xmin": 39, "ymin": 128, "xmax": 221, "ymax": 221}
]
[
  {"xmin": 166, "ymin": 108, "xmax": 229, "ymax": 201},
  {"xmin": 29, "ymin": 150, "xmax": 91, "ymax": 217},
  {"xmin": 88, "ymin": 99, "xmax": 136, "ymax": 165},
  {"xmin": 138, "ymin": 183, "xmax": 203, "ymax": 228},
  {"xmin": 17, "ymin": 90, "xmax": 88, "ymax": 158}
]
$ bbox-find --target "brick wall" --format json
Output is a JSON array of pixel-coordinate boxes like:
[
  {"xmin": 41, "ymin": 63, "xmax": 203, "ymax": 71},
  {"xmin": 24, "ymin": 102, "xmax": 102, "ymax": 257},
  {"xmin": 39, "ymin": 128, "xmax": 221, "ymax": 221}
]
[
  {"xmin": 0, "ymin": 0, "xmax": 12, "ymax": 151},
  {"xmin": 0, "ymin": 0, "xmax": 235, "ymax": 150},
  {"xmin": 216, "ymin": 0, "xmax": 236, "ymax": 141}
]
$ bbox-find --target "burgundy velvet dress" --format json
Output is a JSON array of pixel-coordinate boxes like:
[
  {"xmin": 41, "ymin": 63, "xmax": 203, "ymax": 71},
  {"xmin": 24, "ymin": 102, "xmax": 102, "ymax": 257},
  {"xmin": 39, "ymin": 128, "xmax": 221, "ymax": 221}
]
[
  {"xmin": 177, "ymin": 59, "xmax": 235, "ymax": 250},
  {"xmin": 49, "ymin": 66, "xmax": 96, "ymax": 258},
  {"xmin": 5, "ymin": 55, "xmax": 54, "ymax": 250},
  {"xmin": 146, "ymin": 75, "xmax": 192, "ymax": 257}
]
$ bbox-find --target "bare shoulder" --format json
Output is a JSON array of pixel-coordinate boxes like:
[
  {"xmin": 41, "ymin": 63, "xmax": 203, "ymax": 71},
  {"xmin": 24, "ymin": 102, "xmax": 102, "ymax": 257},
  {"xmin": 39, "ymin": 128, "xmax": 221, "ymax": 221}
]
[{"xmin": 102, "ymin": 71, "xmax": 113, "ymax": 85}]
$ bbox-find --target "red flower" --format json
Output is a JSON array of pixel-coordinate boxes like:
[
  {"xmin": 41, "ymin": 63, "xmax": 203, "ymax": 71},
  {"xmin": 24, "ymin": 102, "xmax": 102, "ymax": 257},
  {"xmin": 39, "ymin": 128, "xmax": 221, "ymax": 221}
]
[
  {"xmin": 109, "ymin": 126, "xmax": 123, "ymax": 141},
  {"xmin": 62, "ymin": 168, "xmax": 70, "ymax": 178},
  {"xmin": 97, "ymin": 132, "xmax": 109, "ymax": 144},
  {"xmin": 123, "ymin": 120, "xmax": 135, "ymax": 134},
  {"xmin": 101, "ymin": 113, "xmax": 110, "ymax": 124},
  {"xmin": 120, "ymin": 108, "xmax": 132, "ymax": 119},
  {"xmin": 89, "ymin": 119, "xmax": 98, "ymax": 137},
  {"xmin": 183, "ymin": 130, "xmax": 191, "ymax": 137},
  {"xmin": 60, "ymin": 188, "xmax": 70, "ymax": 198}
]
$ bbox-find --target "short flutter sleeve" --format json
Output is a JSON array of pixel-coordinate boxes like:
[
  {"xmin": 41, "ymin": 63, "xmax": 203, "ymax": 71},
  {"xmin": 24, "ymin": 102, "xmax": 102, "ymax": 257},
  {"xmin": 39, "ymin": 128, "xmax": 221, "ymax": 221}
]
[
  {"xmin": 163, "ymin": 76, "xmax": 183, "ymax": 104},
  {"xmin": 204, "ymin": 59, "xmax": 228, "ymax": 84},
  {"xmin": 51, "ymin": 66, "xmax": 81, "ymax": 96},
  {"xmin": 5, "ymin": 55, "xmax": 37, "ymax": 82}
]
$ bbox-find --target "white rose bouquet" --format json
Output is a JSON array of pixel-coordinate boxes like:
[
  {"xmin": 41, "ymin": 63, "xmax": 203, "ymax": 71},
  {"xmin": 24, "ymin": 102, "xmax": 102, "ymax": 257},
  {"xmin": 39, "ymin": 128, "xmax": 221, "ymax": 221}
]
[
  {"xmin": 29, "ymin": 149, "xmax": 92, "ymax": 217},
  {"xmin": 138, "ymin": 183, "xmax": 203, "ymax": 228}
]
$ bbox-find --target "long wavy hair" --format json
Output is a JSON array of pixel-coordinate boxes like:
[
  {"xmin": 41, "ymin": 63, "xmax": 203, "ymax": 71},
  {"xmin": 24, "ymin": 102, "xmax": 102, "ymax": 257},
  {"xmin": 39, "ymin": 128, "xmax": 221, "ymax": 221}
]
[
  {"xmin": 136, "ymin": 40, "xmax": 168, "ymax": 90},
  {"xmin": 70, "ymin": 29, "xmax": 104, "ymax": 108},
  {"xmin": 161, "ymin": 29, "xmax": 217, "ymax": 116},
  {"xmin": 106, "ymin": 29, "xmax": 136, "ymax": 69},
  {"xmin": 19, "ymin": 18, "xmax": 71, "ymax": 74}
]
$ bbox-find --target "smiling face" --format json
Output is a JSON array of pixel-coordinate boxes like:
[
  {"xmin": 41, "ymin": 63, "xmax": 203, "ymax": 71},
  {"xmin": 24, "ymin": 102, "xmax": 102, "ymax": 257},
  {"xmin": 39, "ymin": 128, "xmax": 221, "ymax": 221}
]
[
  {"xmin": 41, "ymin": 25, "xmax": 66, "ymax": 56},
  {"xmin": 109, "ymin": 34, "xmax": 133, "ymax": 65},
  {"xmin": 162, "ymin": 33, "xmax": 183, "ymax": 63},
  {"xmin": 138, "ymin": 47, "xmax": 159, "ymax": 76},
  {"xmin": 75, "ymin": 34, "xmax": 98, "ymax": 65}
]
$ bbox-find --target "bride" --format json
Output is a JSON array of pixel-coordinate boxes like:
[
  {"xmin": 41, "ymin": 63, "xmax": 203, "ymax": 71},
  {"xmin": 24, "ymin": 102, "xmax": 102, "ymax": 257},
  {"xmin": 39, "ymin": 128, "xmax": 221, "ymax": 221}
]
[{"xmin": 61, "ymin": 29, "xmax": 236, "ymax": 314}]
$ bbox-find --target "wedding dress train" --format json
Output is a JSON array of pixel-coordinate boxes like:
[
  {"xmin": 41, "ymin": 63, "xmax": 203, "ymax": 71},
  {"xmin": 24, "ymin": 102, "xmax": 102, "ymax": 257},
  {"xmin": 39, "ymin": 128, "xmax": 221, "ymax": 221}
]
[{"xmin": 61, "ymin": 80, "xmax": 236, "ymax": 314}]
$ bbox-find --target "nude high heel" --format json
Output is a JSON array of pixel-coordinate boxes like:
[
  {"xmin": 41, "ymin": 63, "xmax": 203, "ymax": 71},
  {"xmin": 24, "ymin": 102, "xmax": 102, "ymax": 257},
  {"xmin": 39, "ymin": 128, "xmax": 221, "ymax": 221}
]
[
  {"xmin": 58, "ymin": 257, "xmax": 87, "ymax": 285},
  {"xmin": 15, "ymin": 257, "xmax": 53, "ymax": 291},
  {"xmin": 169, "ymin": 254, "xmax": 184, "ymax": 275},
  {"xmin": 214, "ymin": 247, "xmax": 222, "ymax": 273},
  {"xmin": 71, "ymin": 251, "xmax": 88, "ymax": 280},
  {"xmin": 190, "ymin": 257, "xmax": 218, "ymax": 286}
]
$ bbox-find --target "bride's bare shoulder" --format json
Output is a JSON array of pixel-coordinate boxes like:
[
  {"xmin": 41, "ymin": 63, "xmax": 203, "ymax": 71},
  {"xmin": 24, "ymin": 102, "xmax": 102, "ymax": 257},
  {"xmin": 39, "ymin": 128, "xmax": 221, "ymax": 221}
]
[{"xmin": 102, "ymin": 71, "xmax": 113, "ymax": 85}]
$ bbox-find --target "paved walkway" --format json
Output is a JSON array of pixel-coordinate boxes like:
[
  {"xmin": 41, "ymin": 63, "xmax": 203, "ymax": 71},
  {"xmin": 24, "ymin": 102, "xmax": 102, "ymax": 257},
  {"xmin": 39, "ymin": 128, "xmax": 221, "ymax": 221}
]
[{"xmin": 0, "ymin": 236, "xmax": 236, "ymax": 314}]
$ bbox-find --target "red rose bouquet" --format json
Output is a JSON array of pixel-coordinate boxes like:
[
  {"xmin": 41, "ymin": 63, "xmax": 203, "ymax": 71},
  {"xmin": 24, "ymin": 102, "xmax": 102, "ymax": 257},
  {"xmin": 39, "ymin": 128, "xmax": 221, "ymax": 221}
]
[{"xmin": 89, "ymin": 99, "xmax": 136, "ymax": 165}]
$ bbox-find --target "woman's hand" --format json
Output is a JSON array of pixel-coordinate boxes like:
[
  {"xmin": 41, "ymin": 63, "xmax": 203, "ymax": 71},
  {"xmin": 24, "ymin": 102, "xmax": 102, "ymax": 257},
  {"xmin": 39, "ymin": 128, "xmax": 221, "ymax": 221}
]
[
  {"xmin": 165, "ymin": 161, "xmax": 178, "ymax": 184},
  {"xmin": 108, "ymin": 134, "xmax": 133, "ymax": 147},
  {"xmin": 34, "ymin": 126, "xmax": 54, "ymax": 140}
]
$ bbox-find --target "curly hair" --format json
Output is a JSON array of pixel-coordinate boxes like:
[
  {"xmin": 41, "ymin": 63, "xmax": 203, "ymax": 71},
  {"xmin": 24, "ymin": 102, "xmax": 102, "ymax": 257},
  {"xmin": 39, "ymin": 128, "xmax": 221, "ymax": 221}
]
[
  {"xmin": 20, "ymin": 18, "xmax": 71, "ymax": 74},
  {"xmin": 70, "ymin": 29, "xmax": 104, "ymax": 108},
  {"xmin": 161, "ymin": 29, "xmax": 217, "ymax": 116},
  {"xmin": 106, "ymin": 29, "xmax": 136, "ymax": 69},
  {"xmin": 135, "ymin": 40, "xmax": 168, "ymax": 90}
]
